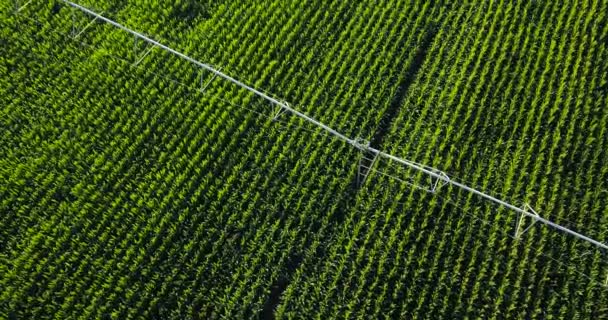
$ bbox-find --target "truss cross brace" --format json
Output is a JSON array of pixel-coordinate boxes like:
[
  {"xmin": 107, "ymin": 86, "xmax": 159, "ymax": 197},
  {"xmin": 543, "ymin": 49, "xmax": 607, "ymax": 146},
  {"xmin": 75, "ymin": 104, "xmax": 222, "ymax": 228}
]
[
  {"xmin": 430, "ymin": 171, "xmax": 450, "ymax": 193},
  {"xmin": 273, "ymin": 102, "xmax": 289, "ymax": 121},
  {"xmin": 133, "ymin": 35, "xmax": 156, "ymax": 66},
  {"xmin": 72, "ymin": 13, "xmax": 103, "ymax": 38},
  {"xmin": 14, "ymin": 0, "xmax": 32, "ymax": 13},
  {"xmin": 514, "ymin": 203, "xmax": 540, "ymax": 239},
  {"xmin": 200, "ymin": 67, "xmax": 222, "ymax": 93},
  {"xmin": 71, "ymin": 7, "xmax": 105, "ymax": 38},
  {"xmin": 357, "ymin": 148, "xmax": 378, "ymax": 187}
]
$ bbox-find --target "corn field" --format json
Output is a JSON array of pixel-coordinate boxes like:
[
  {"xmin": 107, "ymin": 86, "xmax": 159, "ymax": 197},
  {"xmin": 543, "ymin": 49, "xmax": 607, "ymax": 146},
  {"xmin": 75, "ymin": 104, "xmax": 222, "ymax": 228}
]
[{"xmin": 1, "ymin": 0, "xmax": 608, "ymax": 318}]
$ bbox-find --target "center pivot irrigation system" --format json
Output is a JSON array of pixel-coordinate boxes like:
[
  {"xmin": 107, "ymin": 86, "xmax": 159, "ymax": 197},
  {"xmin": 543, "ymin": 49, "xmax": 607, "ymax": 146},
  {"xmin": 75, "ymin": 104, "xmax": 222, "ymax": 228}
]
[{"xmin": 18, "ymin": 0, "xmax": 608, "ymax": 281}]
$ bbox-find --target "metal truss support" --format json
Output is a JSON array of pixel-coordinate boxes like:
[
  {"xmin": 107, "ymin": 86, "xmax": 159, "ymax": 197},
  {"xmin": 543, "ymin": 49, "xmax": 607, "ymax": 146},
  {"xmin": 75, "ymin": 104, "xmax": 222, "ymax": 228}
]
[
  {"xmin": 430, "ymin": 170, "xmax": 450, "ymax": 193},
  {"xmin": 357, "ymin": 150, "xmax": 378, "ymax": 187},
  {"xmin": 133, "ymin": 35, "xmax": 156, "ymax": 66},
  {"xmin": 73, "ymin": 13, "xmax": 103, "ymax": 38},
  {"xmin": 354, "ymin": 138, "xmax": 375, "ymax": 187},
  {"xmin": 200, "ymin": 67, "xmax": 222, "ymax": 93},
  {"xmin": 514, "ymin": 203, "xmax": 540, "ymax": 240},
  {"xmin": 14, "ymin": 0, "xmax": 32, "ymax": 13},
  {"xmin": 365, "ymin": 155, "xmax": 450, "ymax": 193},
  {"xmin": 273, "ymin": 102, "xmax": 289, "ymax": 121},
  {"xmin": 71, "ymin": 7, "xmax": 104, "ymax": 38}
]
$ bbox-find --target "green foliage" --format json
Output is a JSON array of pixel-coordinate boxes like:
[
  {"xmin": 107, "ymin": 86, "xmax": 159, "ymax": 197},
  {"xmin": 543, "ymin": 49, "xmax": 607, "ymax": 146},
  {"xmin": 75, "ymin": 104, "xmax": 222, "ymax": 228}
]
[{"xmin": 1, "ymin": 0, "xmax": 607, "ymax": 319}]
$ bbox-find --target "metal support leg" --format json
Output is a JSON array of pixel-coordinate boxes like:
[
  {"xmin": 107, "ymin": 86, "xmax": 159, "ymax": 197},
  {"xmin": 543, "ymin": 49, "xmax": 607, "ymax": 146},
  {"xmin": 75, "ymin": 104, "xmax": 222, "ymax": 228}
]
[
  {"xmin": 72, "ymin": 13, "xmax": 104, "ymax": 38},
  {"xmin": 357, "ymin": 150, "xmax": 378, "ymax": 187},
  {"xmin": 368, "ymin": 154, "xmax": 378, "ymax": 183},
  {"xmin": 133, "ymin": 45, "xmax": 155, "ymax": 66},
  {"xmin": 200, "ymin": 67, "xmax": 222, "ymax": 93},
  {"xmin": 514, "ymin": 203, "xmax": 539, "ymax": 239},
  {"xmin": 15, "ymin": 0, "xmax": 32, "ymax": 13},
  {"xmin": 272, "ymin": 101, "xmax": 290, "ymax": 121},
  {"xmin": 273, "ymin": 105, "xmax": 286, "ymax": 121},
  {"xmin": 430, "ymin": 171, "xmax": 449, "ymax": 193},
  {"xmin": 132, "ymin": 35, "xmax": 155, "ymax": 66}
]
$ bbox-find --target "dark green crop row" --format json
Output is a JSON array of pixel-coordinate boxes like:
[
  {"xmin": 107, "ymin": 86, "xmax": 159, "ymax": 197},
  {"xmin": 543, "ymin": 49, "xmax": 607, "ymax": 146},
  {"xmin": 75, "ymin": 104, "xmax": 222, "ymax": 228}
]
[{"xmin": 1, "ymin": 0, "xmax": 607, "ymax": 319}]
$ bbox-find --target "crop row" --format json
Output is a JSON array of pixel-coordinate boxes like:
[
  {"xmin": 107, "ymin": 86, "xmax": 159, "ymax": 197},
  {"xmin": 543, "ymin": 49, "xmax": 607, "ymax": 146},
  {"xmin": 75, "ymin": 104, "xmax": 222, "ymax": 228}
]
[
  {"xmin": 276, "ymin": 0, "xmax": 608, "ymax": 318},
  {"xmin": 1, "ymin": 0, "xmax": 607, "ymax": 319}
]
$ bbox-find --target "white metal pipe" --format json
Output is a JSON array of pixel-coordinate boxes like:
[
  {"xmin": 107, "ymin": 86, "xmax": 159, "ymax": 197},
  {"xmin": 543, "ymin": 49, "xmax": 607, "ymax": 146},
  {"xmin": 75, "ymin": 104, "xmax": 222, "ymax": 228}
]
[
  {"xmin": 62, "ymin": 0, "xmax": 356, "ymax": 146},
  {"xmin": 61, "ymin": 0, "xmax": 608, "ymax": 251},
  {"xmin": 372, "ymin": 147, "xmax": 608, "ymax": 250}
]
